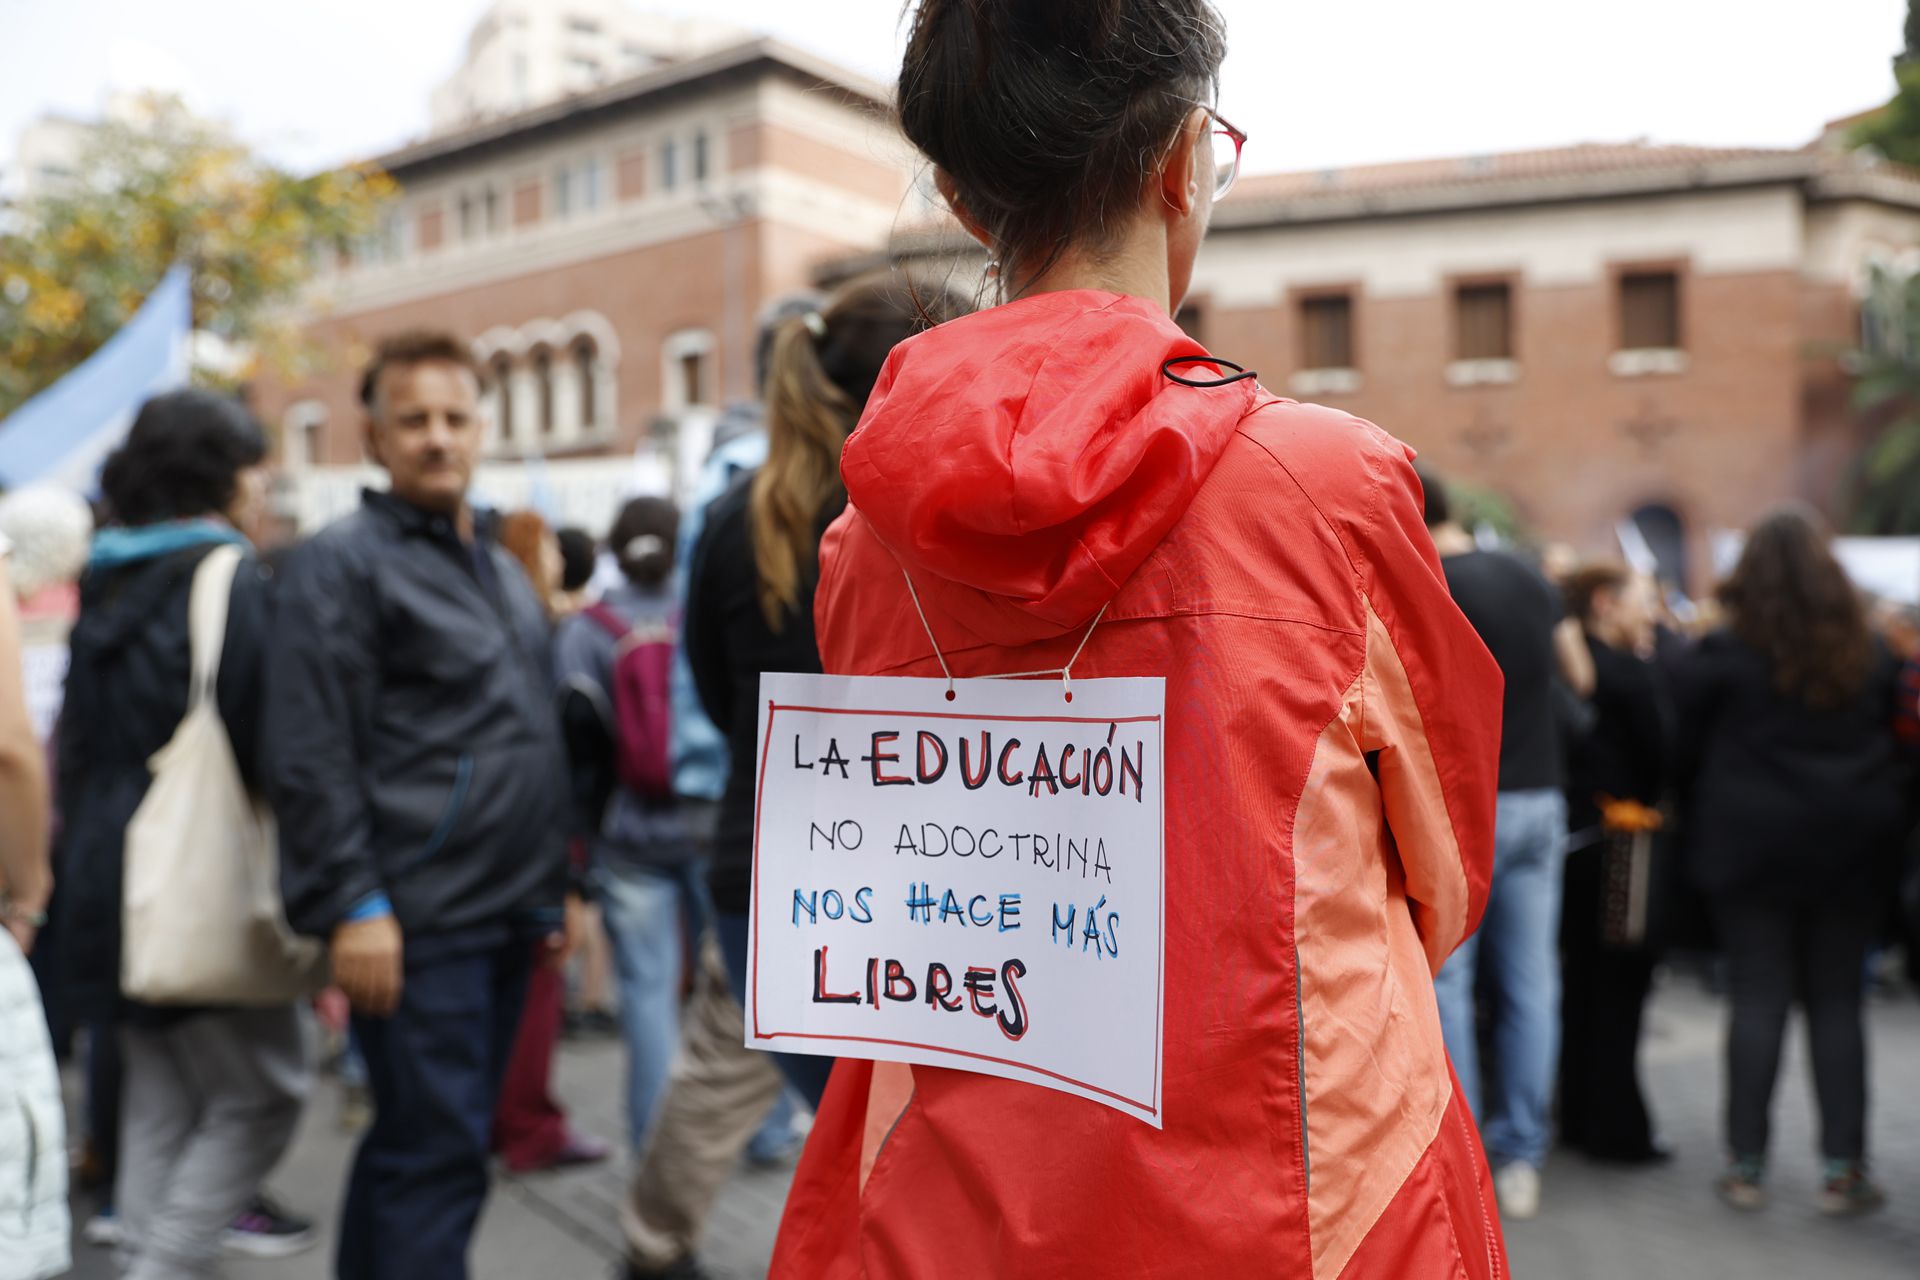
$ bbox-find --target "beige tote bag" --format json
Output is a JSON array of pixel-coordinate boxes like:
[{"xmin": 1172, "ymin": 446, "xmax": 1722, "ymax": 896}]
[{"xmin": 121, "ymin": 544, "xmax": 327, "ymax": 1005}]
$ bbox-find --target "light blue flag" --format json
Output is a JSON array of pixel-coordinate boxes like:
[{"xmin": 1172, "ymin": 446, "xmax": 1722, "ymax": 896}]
[{"xmin": 0, "ymin": 265, "xmax": 191, "ymax": 489}]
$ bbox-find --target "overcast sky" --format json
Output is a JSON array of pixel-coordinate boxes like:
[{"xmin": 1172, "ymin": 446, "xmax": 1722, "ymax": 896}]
[{"xmin": 0, "ymin": 0, "xmax": 1906, "ymax": 178}]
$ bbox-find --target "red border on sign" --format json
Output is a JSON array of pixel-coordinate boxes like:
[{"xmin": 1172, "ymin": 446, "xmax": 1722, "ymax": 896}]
[{"xmin": 749, "ymin": 699, "xmax": 1166, "ymax": 1118}]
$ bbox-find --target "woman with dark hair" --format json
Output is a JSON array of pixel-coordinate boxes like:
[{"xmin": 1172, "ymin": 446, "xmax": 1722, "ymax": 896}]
[
  {"xmin": 57, "ymin": 389, "xmax": 313, "ymax": 1275},
  {"xmin": 771, "ymin": 4, "xmax": 1506, "ymax": 1277},
  {"xmin": 1558, "ymin": 564, "xmax": 1671, "ymax": 1164},
  {"xmin": 557, "ymin": 496, "xmax": 707, "ymax": 1155},
  {"xmin": 1677, "ymin": 507, "xmax": 1902, "ymax": 1216}
]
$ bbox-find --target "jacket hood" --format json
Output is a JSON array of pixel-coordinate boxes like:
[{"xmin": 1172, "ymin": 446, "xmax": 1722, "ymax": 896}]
[{"xmin": 841, "ymin": 290, "xmax": 1259, "ymax": 646}]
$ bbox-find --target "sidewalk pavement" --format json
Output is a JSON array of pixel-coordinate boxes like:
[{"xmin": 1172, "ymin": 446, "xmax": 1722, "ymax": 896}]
[{"xmin": 63, "ymin": 975, "xmax": 1920, "ymax": 1279}]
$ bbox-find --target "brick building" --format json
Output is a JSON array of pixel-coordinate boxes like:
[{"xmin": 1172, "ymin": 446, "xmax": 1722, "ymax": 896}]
[
  {"xmin": 868, "ymin": 136, "xmax": 1920, "ymax": 585},
  {"xmin": 255, "ymin": 31, "xmax": 918, "ymax": 527}
]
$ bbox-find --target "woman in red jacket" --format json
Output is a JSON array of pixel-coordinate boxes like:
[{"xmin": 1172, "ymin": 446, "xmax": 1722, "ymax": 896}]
[{"xmin": 771, "ymin": 3, "xmax": 1507, "ymax": 1277}]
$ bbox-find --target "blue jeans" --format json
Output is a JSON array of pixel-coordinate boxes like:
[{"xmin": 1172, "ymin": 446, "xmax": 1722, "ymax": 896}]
[
  {"xmin": 1433, "ymin": 787, "xmax": 1568, "ymax": 1169},
  {"xmin": 339, "ymin": 935, "xmax": 532, "ymax": 1280},
  {"xmin": 597, "ymin": 859, "xmax": 711, "ymax": 1153}
]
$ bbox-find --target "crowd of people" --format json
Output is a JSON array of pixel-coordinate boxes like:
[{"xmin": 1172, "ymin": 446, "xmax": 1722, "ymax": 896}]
[{"xmin": 2, "ymin": 2, "xmax": 1918, "ymax": 1278}]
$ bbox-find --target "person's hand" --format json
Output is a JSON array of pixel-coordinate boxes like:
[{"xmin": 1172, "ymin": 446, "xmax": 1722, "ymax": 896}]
[
  {"xmin": 545, "ymin": 894, "xmax": 588, "ymax": 971},
  {"xmin": 331, "ymin": 915, "xmax": 404, "ymax": 1017}
]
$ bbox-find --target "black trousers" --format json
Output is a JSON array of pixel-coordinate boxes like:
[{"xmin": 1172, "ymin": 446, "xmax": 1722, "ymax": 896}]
[
  {"xmin": 339, "ymin": 935, "xmax": 533, "ymax": 1280},
  {"xmin": 1559, "ymin": 845, "xmax": 1659, "ymax": 1159},
  {"xmin": 1713, "ymin": 893, "xmax": 1874, "ymax": 1164}
]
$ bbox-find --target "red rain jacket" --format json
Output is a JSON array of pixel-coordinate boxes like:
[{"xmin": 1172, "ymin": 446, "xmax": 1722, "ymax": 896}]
[{"xmin": 772, "ymin": 291, "xmax": 1508, "ymax": 1280}]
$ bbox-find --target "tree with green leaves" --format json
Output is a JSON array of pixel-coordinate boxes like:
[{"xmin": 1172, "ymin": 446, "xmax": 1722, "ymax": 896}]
[
  {"xmin": 0, "ymin": 94, "xmax": 392, "ymax": 419},
  {"xmin": 1839, "ymin": 4, "xmax": 1920, "ymax": 532}
]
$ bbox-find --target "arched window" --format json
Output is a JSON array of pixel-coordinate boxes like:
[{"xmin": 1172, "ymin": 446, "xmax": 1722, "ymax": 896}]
[
  {"xmin": 490, "ymin": 353, "xmax": 515, "ymax": 444},
  {"xmin": 573, "ymin": 336, "xmax": 598, "ymax": 430},
  {"xmin": 532, "ymin": 346, "xmax": 555, "ymax": 438}
]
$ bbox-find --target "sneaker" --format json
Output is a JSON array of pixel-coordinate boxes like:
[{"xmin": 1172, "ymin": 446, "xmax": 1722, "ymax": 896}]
[
  {"xmin": 1818, "ymin": 1163, "xmax": 1888, "ymax": 1217},
  {"xmin": 223, "ymin": 1195, "xmax": 316, "ymax": 1258},
  {"xmin": 82, "ymin": 1208, "xmax": 123, "ymax": 1249},
  {"xmin": 1716, "ymin": 1157, "xmax": 1768, "ymax": 1212},
  {"xmin": 1493, "ymin": 1162, "xmax": 1541, "ymax": 1221},
  {"xmin": 507, "ymin": 1132, "xmax": 613, "ymax": 1175}
]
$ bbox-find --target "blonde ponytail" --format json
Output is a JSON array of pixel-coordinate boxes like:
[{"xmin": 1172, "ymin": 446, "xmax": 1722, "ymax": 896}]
[{"xmin": 749, "ymin": 318, "xmax": 855, "ymax": 631}]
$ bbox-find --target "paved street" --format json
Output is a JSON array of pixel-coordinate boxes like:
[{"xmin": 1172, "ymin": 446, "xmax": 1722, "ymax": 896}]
[{"xmin": 63, "ymin": 975, "xmax": 1920, "ymax": 1279}]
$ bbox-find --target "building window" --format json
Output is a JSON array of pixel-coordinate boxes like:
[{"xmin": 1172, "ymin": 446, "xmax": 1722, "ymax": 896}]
[
  {"xmin": 554, "ymin": 165, "xmax": 573, "ymax": 219},
  {"xmin": 567, "ymin": 55, "xmax": 601, "ymax": 81},
  {"xmin": 491, "ymin": 353, "xmax": 515, "ymax": 442},
  {"xmin": 1300, "ymin": 294, "xmax": 1354, "ymax": 370},
  {"xmin": 1174, "ymin": 304, "xmax": 1205, "ymax": 345},
  {"xmin": 458, "ymin": 194, "xmax": 475, "ymax": 240},
  {"xmin": 663, "ymin": 329, "xmax": 716, "ymax": 413},
  {"xmin": 693, "ymin": 131, "xmax": 710, "ymax": 184},
  {"xmin": 1455, "ymin": 283, "xmax": 1513, "ymax": 361},
  {"xmin": 483, "ymin": 186, "xmax": 500, "ymax": 234},
  {"xmin": 532, "ymin": 347, "xmax": 556, "ymax": 438},
  {"xmin": 580, "ymin": 157, "xmax": 603, "ymax": 210},
  {"xmin": 568, "ymin": 16, "xmax": 601, "ymax": 36},
  {"xmin": 662, "ymin": 139, "xmax": 681, "ymax": 191},
  {"xmin": 282, "ymin": 401, "xmax": 328, "ymax": 469},
  {"xmin": 1620, "ymin": 271, "xmax": 1681, "ymax": 350},
  {"xmin": 680, "ymin": 352, "xmax": 708, "ymax": 407},
  {"xmin": 573, "ymin": 336, "xmax": 599, "ymax": 429}
]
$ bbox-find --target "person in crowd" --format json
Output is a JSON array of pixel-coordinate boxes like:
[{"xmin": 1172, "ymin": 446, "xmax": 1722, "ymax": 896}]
[
  {"xmin": 501, "ymin": 510, "xmax": 568, "ymax": 618},
  {"xmin": 554, "ymin": 526, "xmax": 599, "ymax": 618},
  {"xmin": 57, "ymin": 391, "xmax": 313, "ymax": 1276},
  {"xmin": 0, "ymin": 533, "xmax": 65, "ymax": 1280},
  {"xmin": 668, "ymin": 293, "xmax": 824, "ymax": 830},
  {"xmin": 1674, "ymin": 506, "xmax": 1903, "ymax": 1216},
  {"xmin": 555, "ymin": 497, "xmax": 704, "ymax": 1153},
  {"xmin": 622, "ymin": 275, "xmax": 968, "ymax": 1279},
  {"xmin": 1424, "ymin": 469, "xmax": 1593, "ymax": 1221},
  {"xmin": 2, "ymin": 485, "xmax": 92, "ymax": 1048},
  {"xmin": 487, "ymin": 508, "xmax": 612, "ymax": 1175},
  {"xmin": 1558, "ymin": 564, "xmax": 1672, "ymax": 1164},
  {"xmin": 770, "ymin": 4, "xmax": 1506, "ymax": 1276},
  {"xmin": 267, "ymin": 331, "xmax": 581, "ymax": 1279}
]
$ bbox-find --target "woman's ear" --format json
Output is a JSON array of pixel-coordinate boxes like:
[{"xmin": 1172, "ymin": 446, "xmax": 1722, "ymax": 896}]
[
  {"xmin": 934, "ymin": 168, "xmax": 995, "ymax": 252},
  {"xmin": 1156, "ymin": 108, "xmax": 1208, "ymax": 221}
]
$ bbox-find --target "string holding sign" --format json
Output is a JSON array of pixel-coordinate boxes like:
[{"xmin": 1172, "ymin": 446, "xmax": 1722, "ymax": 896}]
[{"xmin": 898, "ymin": 565, "xmax": 1109, "ymax": 705}]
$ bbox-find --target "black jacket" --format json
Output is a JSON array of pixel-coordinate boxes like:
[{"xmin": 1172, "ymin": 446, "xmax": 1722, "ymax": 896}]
[
  {"xmin": 1674, "ymin": 628, "xmax": 1906, "ymax": 902},
  {"xmin": 56, "ymin": 540, "xmax": 271, "ymax": 1023},
  {"xmin": 685, "ymin": 477, "xmax": 841, "ymax": 913},
  {"xmin": 1565, "ymin": 633, "xmax": 1671, "ymax": 839},
  {"xmin": 266, "ymin": 491, "xmax": 567, "ymax": 942}
]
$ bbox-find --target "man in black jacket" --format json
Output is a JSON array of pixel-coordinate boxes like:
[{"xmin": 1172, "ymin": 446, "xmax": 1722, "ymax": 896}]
[{"xmin": 266, "ymin": 330, "xmax": 576, "ymax": 1280}]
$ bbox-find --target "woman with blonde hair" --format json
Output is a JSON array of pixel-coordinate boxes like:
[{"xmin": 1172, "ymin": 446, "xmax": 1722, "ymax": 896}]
[{"xmin": 683, "ymin": 273, "xmax": 967, "ymax": 1106}]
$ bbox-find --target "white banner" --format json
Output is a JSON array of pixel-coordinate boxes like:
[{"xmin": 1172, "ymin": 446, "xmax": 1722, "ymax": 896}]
[{"xmin": 746, "ymin": 673, "xmax": 1167, "ymax": 1126}]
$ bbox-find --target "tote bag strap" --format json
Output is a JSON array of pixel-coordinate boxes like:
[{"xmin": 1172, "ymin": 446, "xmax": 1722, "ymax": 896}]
[{"xmin": 187, "ymin": 544, "xmax": 244, "ymax": 707}]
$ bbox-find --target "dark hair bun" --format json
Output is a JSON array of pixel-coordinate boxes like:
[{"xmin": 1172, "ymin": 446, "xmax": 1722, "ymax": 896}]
[{"xmin": 900, "ymin": 0, "xmax": 1226, "ymax": 285}]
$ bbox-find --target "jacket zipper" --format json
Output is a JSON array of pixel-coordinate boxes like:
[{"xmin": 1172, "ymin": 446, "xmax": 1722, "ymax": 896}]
[{"xmin": 1295, "ymin": 941, "xmax": 1310, "ymax": 1196}]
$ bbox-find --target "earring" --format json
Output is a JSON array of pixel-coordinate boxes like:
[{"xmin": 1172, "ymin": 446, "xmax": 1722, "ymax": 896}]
[{"xmin": 984, "ymin": 258, "xmax": 1002, "ymax": 282}]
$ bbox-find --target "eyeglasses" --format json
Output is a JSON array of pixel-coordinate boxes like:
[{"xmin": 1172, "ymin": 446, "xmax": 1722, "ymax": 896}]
[{"xmin": 1201, "ymin": 104, "xmax": 1247, "ymax": 203}]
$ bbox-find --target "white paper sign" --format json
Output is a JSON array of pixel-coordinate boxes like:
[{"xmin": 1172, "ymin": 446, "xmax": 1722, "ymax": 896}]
[{"xmin": 746, "ymin": 673, "xmax": 1167, "ymax": 1127}]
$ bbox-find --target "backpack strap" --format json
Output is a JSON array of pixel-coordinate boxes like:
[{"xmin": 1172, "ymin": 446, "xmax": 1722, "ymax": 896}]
[{"xmin": 583, "ymin": 602, "xmax": 630, "ymax": 642}]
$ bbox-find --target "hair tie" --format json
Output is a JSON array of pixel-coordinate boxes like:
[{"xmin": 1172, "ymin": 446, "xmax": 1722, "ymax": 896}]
[
  {"xmin": 621, "ymin": 534, "xmax": 666, "ymax": 562},
  {"xmin": 802, "ymin": 312, "xmax": 827, "ymax": 340}
]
